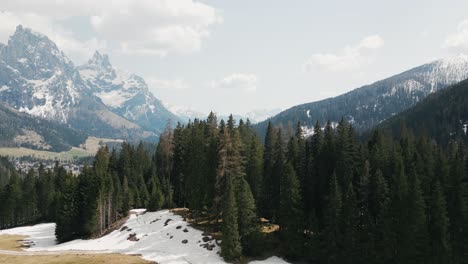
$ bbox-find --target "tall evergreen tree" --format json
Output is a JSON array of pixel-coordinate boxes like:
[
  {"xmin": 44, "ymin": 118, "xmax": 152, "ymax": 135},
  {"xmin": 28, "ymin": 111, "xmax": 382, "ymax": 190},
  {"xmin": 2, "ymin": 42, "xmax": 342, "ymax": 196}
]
[
  {"xmin": 279, "ymin": 162, "xmax": 304, "ymax": 257},
  {"xmin": 221, "ymin": 176, "xmax": 242, "ymax": 261}
]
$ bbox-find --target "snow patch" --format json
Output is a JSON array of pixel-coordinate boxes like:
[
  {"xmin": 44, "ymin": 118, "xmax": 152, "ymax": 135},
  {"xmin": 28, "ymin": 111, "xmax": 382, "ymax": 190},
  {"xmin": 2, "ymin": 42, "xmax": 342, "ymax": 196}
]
[
  {"xmin": 0, "ymin": 85, "xmax": 9, "ymax": 92},
  {"xmin": 250, "ymin": 257, "xmax": 289, "ymax": 263},
  {"xmin": 96, "ymin": 90, "xmax": 136, "ymax": 108},
  {"xmin": 18, "ymin": 58, "xmax": 28, "ymax": 64},
  {"xmin": 0, "ymin": 210, "xmax": 290, "ymax": 264}
]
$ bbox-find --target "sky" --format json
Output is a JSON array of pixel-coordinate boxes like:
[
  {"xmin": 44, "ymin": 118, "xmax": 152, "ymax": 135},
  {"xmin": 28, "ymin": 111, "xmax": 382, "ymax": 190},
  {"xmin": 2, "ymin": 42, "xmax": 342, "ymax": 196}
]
[{"xmin": 1, "ymin": 0, "xmax": 468, "ymax": 116}]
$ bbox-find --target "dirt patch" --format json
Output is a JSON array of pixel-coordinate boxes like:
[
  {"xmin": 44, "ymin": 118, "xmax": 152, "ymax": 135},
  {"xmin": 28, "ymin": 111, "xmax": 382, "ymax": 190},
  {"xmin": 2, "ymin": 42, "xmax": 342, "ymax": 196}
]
[
  {"xmin": 0, "ymin": 253, "xmax": 155, "ymax": 264},
  {"xmin": 127, "ymin": 233, "xmax": 139, "ymax": 242},
  {"xmin": 92, "ymin": 215, "xmax": 129, "ymax": 239}
]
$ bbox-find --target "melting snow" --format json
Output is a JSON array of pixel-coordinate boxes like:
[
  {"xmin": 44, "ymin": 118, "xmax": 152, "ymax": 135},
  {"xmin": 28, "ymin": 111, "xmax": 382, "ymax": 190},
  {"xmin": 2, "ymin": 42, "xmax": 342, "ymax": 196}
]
[
  {"xmin": 96, "ymin": 89, "xmax": 135, "ymax": 108},
  {"xmin": 0, "ymin": 209, "xmax": 289, "ymax": 264},
  {"xmin": 0, "ymin": 85, "xmax": 9, "ymax": 92}
]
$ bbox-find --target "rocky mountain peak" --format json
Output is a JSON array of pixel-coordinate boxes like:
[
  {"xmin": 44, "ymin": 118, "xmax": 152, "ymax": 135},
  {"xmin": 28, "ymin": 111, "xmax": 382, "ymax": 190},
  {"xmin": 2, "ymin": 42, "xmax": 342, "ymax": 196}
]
[
  {"xmin": 88, "ymin": 51, "xmax": 112, "ymax": 70},
  {"xmin": 2, "ymin": 25, "xmax": 74, "ymax": 79}
]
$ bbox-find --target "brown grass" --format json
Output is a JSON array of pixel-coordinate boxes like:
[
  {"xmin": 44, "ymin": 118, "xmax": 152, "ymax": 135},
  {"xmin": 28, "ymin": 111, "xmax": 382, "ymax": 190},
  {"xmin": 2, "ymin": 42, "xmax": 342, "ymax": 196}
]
[
  {"xmin": 0, "ymin": 235, "xmax": 28, "ymax": 251},
  {"xmin": 0, "ymin": 235, "xmax": 155, "ymax": 264},
  {"xmin": 0, "ymin": 254, "xmax": 156, "ymax": 264}
]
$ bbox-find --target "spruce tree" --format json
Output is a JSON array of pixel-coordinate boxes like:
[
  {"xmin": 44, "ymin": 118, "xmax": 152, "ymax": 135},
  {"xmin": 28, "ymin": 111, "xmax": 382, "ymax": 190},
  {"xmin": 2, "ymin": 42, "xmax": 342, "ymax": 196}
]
[
  {"xmin": 341, "ymin": 182, "xmax": 359, "ymax": 264},
  {"xmin": 428, "ymin": 180, "xmax": 450, "ymax": 264},
  {"xmin": 279, "ymin": 162, "xmax": 304, "ymax": 257},
  {"xmin": 236, "ymin": 176, "xmax": 258, "ymax": 256},
  {"xmin": 221, "ymin": 176, "xmax": 242, "ymax": 261},
  {"xmin": 323, "ymin": 172, "xmax": 342, "ymax": 264},
  {"xmin": 262, "ymin": 121, "xmax": 275, "ymax": 219}
]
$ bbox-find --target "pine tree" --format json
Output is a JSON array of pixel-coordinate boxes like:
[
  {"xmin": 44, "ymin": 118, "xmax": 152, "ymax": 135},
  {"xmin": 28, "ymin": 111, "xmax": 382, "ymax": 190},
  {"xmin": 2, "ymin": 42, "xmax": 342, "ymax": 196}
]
[
  {"xmin": 271, "ymin": 128, "xmax": 285, "ymax": 222},
  {"xmin": 245, "ymin": 135, "xmax": 263, "ymax": 204},
  {"xmin": 262, "ymin": 121, "xmax": 275, "ymax": 219},
  {"xmin": 236, "ymin": 176, "xmax": 258, "ymax": 256},
  {"xmin": 428, "ymin": 179, "xmax": 450, "ymax": 264},
  {"xmin": 279, "ymin": 162, "xmax": 304, "ymax": 257},
  {"xmin": 341, "ymin": 182, "xmax": 359, "ymax": 264},
  {"xmin": 147, "ymin": 175, "xmax": 164, "ymax": 211},
  {"xmin": 221, "ymin": 176, "xmax": 242, "ymax": 261},
  {"xmin": 369, "ymin": 169, "xmax": 391, "ymax": 263},
  {"xmin": 406, "ymin": 166, "xmax": 429, "ymax": 263},
  {"xmin": 323, "ymin": 172, "xmax": 342, "ymax": 264}
]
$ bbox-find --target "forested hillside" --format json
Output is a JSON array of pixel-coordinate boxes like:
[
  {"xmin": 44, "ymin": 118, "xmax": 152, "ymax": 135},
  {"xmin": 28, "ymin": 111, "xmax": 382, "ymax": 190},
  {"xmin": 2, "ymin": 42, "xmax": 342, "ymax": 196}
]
[
  {"xmin": 377, "ymin": 78, "xmax": 468, "ymax": 144},
  {"xmin": 0, "ymin": 103, "xmax": 87, "ymax": 151},
  {"xmin": 255, "ymin": 56, "xmax": 468, "ymax": 138},
  {"xmin": 1, "ymin": 114, "xmax": 467, "ymax": 263}
]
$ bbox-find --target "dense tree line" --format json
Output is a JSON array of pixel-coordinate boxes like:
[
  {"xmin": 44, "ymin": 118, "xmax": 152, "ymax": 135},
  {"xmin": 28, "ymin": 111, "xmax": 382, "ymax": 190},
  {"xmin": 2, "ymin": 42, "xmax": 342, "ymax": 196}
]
[
  {"xmin": 165, "ymin": 115, "xmax": 468, "ymax": 263},
  {"xmin": 0, "ymin": 103, "xmax": 87, "ymax": 151},
  {"xmin": 0, "ymin": 113, "xmax": 467, "ymax": 263}
]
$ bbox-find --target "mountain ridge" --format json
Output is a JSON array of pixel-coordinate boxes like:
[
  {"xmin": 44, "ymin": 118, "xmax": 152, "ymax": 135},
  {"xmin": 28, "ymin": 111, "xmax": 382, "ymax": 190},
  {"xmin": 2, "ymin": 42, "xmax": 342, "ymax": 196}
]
[
  {"xmin": 0, "ymin": 25, "xmax": 177, "ymax": 142},
  {"xmin": 255, "ymin": 55, "xmax": 468, "ymax": 136}
]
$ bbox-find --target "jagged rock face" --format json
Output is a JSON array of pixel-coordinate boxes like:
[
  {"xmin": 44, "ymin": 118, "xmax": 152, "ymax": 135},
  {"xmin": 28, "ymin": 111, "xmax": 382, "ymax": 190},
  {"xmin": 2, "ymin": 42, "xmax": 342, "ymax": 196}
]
[
  {"xmin": 256, "ymin": 55, "xmax": 468, "ymax": 134},
  {"xmin": 0, "ymin": 25, "xmax": 164, "ymax": 140},
  {"xmin": 78, "ymin": 51, "xmax": 177, "ymax": 132},
  {"xmin": 0, "ymin": 25, "xmax": 84, "ymax": 123}
]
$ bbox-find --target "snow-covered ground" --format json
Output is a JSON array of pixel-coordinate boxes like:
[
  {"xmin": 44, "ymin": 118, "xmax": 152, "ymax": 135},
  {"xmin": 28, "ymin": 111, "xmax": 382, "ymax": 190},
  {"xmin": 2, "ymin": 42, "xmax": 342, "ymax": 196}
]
[{"xmin": 0, "ymin": 209, "xmax": 288, "ymax": 264}]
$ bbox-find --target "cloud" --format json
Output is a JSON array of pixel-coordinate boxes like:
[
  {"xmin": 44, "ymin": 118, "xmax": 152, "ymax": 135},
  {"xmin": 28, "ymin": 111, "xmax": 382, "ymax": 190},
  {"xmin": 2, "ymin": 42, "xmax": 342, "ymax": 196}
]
[
  {"xmin": 0, "ymin": 11, "xmax": 106, "ymax": 63},
  {"xmin": 0, "ymin": 0, "xmax": 221, "ymax": 57},
  {"xmin": 304, "ymin": 34, "xmax": 384, "ymax": 72},
  {"xmin": 210, "ymin": 73, "xmax": 258, "ymax": 92},
  {"xmin": 444, "ymin": 19, "xmax": 468, "ymax": 53},
  {"xmin": 146, "ymin": 77, "xmax": 189, "ymax": 91}
]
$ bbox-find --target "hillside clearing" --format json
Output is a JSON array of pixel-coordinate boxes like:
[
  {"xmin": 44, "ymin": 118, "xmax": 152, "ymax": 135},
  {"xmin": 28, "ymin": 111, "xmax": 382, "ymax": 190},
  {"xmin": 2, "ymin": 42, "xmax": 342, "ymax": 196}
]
[{"xmin": 0, "ymin": 209, "xmax": 288, "ymax": 264}]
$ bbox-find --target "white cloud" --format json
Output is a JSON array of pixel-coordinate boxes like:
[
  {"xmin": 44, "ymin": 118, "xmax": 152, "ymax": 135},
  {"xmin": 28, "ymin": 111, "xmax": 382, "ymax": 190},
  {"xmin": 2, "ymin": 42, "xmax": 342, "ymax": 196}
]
[
  {"xmin": 210, "ymin": 73, "xmax": 258, "ymax": 92},
  {"xmin": 0, "ymin": 0, "xmax": 221, "ymax": 57},
  {"xmin": 0, "ymin": 11, "xmax": 106, "ymax": 63},
  {"xmin": 146, "ymin": 77, "xmax": 189, "ymax": 91},
  {"xmin": 304, "ymin": 34, "xmax": 384, "ymax": 72},
  {"xmin": 445, "ymin": 19, "xmax": 468, "ymax": 52}
]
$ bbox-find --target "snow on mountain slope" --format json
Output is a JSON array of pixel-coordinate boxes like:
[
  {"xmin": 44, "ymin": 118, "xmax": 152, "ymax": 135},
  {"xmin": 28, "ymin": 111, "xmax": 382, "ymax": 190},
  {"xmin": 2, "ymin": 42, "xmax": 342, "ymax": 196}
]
[
  {"xmin": 0, "ymin": 25, "xmax": 84, "ymax": 123},
  {"xmin": 0, "ymin": 209, "xmax": 289, "ymax": 264},
  {"xmin": 245, "ymin": 108, "xmax": 282, "ymax": 123},
  {"xmin": 256, "ymin": 54, "xmax": 468, "ymax": 135},
  {"xmin": 78, "ymin": 51, "xmax": 179, "ymax": 133},
  {"xmin": 0, "ymin": 25, "xmax": 174, "ymax": 140}
]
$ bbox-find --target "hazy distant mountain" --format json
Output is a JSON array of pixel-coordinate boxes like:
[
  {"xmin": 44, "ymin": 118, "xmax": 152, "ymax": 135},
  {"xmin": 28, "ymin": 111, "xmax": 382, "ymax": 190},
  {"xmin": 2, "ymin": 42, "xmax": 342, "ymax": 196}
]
[
  {"xmin": 245, "ymin": 108, "xmax": 282, "ymax": 123},
  {"xmin": 78, "ymin": 51, "xmax": 178, "ymax": 133},
  {"xmin": 0, "ymin": 25, "xmax": 177, "ymax": 142},
  {"xmin": 168, "ymin": 104, "xmax": 281, "ymax": 124},
  {"xmin": 255, "ymin": 55, "xmax": 468, "ymax": 136}
]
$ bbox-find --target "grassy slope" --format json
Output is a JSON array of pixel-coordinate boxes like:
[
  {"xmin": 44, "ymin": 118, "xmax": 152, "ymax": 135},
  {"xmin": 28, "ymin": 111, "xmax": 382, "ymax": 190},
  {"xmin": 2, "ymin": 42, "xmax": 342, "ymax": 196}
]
[{"xmin": 0, "ymin": 235, "xmax": 154, "ymax": 264}]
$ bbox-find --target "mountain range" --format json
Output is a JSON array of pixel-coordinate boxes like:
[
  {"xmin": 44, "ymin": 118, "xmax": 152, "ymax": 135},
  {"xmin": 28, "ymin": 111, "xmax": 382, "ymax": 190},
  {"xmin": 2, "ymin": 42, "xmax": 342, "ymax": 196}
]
[
  {"xmin": 255, "ymin": 55, "xmax": 468, "ymax": 136},
  {"xmin": 0, "ymin": 25, "xmax": 177, "ymax": 147},
  {"xmin": 1, "ymin": 25, "xmax": 468, "ymax": 152}
]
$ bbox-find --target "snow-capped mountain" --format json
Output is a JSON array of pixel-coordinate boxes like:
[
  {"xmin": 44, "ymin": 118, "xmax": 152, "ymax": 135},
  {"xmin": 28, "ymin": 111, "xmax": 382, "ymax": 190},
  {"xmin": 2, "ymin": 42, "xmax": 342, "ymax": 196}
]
[
  {"xmin": 255, "ymin": 55, "xmax": 468, "ymax": 135},
  {"xmin": 165, "ymin": 104, "xmax": 207, "ymax": 123},
  {"xmin": 245, "ymin": 108, "xmax": 282, "ymax": 123},
  {"xmin": 0, "ymin": 25, "xmax": 176, "ymax": 141},
  {"xmin": 78, "ymin": 51, "xmax": 178, "ymax": 133},
  {"xmin": 0, "ymin": 25, "xmax": 84, "ymax": 123}
]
